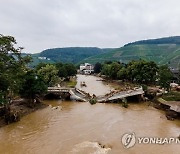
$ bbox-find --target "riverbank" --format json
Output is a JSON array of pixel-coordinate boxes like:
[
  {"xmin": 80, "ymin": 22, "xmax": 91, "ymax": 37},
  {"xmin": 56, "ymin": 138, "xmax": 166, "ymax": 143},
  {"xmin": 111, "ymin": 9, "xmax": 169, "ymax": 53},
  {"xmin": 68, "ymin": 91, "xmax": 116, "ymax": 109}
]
[
  {"xmin": 96, "ymin": 74, "xmax": 180, "ymax": 120},
  {"xmin": 0, "ymin": 74, "xmax": 178, "ymax": 128},
  {"xmin": 0, "ymin": 77, "xmax": 77, "ymax": 128},
  {"xmin": 98, "ymin": 75, "xmax": 138, "ymax": 92},
  {"xmin": 0, "ymin": 99, "xmax": 48, "ymax": 128},
  {"xmin": 0, "ymin": 74, "xmax": 180, "ymax": 154},
  {"xmin": 153, "ymin": 98, "xmax": 180, "ymax": 120},
  {"xmin": 60, "ymin": 76, "xmax": 77, "ymax": 88}
]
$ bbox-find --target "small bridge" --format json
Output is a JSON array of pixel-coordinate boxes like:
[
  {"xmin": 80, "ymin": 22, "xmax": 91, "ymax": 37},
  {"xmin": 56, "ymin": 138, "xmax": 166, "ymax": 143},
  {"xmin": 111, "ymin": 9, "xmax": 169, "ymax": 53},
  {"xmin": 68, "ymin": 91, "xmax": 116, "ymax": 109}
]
[{"xmin": 97, "ymin": 87, "xmax": 144, "ymax": 103}]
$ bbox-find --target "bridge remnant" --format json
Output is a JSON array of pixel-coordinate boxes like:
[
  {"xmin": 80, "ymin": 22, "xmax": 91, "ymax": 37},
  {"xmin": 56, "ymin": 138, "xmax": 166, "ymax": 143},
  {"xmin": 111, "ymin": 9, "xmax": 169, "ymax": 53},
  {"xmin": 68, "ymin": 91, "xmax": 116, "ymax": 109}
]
[
  {"xmin": 97, "ymin": 87, "xmax": 144, "ymax": 103},
  {"xmin": 46, "ymin": 87, "xmax": 145, "ymax": 103},
  {"xmin": 46, "ymin": 87, "xmax": 89, "ymax": 101}
]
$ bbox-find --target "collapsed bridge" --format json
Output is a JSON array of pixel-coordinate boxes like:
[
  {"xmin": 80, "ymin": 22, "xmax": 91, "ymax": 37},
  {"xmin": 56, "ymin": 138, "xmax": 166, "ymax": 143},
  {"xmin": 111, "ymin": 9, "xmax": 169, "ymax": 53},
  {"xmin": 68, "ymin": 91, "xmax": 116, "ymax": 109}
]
[
  {"xmin": 46, "ymin": 87, "xmax": 144, "ymax": 103},
  {"xmin": 46, "ymin": 87, "xmax": 89, "ymax": 102},
  {"xmin": 97, "ymin": 87, "xmax": 144, "ymax": 103}
]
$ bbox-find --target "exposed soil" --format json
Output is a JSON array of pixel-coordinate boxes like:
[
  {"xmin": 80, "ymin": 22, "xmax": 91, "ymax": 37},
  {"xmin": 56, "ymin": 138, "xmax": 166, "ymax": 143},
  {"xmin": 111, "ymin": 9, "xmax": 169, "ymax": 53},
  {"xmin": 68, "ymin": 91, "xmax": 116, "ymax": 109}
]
[
  {"xmin": 0, "ymin": 99, "xmax": 48, "ymax": 128},
  {"xmin": 99, "ymin": 76, "xmax": 137, "ymax": 91}
]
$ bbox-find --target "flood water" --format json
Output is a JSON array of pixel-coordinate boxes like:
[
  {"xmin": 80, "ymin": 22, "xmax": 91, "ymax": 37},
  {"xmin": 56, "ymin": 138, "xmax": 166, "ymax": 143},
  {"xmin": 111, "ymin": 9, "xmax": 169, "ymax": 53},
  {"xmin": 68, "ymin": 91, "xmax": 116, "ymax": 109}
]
[{"xmin": 0, "ymin": 75, "xmax": 179, "ymax": 154}]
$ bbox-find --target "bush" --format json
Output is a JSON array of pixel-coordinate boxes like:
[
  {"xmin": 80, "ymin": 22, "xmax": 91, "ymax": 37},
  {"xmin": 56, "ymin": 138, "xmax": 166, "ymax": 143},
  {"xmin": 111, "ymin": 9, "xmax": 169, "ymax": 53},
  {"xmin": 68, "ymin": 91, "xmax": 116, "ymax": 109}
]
[{"xmin": 89, "ymin": 98, "xmax": 97, "ymax": 105}]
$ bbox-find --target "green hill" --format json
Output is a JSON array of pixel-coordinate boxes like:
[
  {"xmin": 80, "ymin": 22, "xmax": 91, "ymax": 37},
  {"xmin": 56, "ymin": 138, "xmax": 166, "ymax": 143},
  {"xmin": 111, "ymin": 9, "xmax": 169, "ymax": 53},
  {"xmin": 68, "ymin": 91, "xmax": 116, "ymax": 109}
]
[
  {"xmin": 82, "ymin": 36, "xmax": 180, "ymax": 68},
  {"xmin": 39, "ymin": 47, "xmax": 112, "ymax": 63},
  {"xmin": 125, "ymin": 36, "xmax": 180, "ymax": 46},
  {"xmin": 22, "ymin": 53, "xmax": 55, "ymax": 67},
  {"xmin": 25, "ymin": 36, "xmax": 180, "ymax": 68},
  {"xmin": 25, "ymin": 47, "xmax": 113, "ymax": 67}
]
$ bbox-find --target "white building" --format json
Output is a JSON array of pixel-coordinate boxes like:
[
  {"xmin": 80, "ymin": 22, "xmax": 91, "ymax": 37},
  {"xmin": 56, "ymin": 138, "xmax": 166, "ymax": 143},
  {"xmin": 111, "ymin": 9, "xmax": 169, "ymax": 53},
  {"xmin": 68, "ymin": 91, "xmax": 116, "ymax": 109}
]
[
  {"xmin": 80, "ymin": 63, "xmax": 94, "ymax": 74},
  {"xmin": 38, "ymin": 57, "xmax": 51, "ymax": 60}
]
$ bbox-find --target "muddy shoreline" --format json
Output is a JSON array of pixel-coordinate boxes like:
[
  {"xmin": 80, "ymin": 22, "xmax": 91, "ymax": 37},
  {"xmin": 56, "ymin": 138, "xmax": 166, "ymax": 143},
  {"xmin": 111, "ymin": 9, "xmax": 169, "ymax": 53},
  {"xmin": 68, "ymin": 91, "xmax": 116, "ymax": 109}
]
[
  {"xmin": 152, "ymin": 98, "xmax": 180, "ymax": 120},
  {"xmin": 0, "ymin": 99, "xmax": 48, "ymax": 128},
  {"xmin": 97, "ymin": 75, "xmax": 180, "ymax": 120}
]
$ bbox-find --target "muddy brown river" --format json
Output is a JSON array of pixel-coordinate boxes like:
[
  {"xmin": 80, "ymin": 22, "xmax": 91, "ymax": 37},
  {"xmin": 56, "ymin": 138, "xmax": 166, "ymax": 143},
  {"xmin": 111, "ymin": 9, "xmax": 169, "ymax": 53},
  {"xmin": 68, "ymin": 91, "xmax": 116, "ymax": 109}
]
[{"xmin": 0, "ymin": 75, "xmax": 179, "ymax": 154}]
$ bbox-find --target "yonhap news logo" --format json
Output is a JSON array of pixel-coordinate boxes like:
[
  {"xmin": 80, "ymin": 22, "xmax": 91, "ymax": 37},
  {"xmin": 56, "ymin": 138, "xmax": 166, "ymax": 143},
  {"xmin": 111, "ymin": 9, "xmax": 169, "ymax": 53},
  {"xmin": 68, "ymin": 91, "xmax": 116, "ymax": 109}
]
[
  {"xmin": 121, "ymin": 133, "xmax": 180, "ymax": 149},
  {"xmin": 121, "ymin": 133, "xmax": 136, "ymax": 149}
]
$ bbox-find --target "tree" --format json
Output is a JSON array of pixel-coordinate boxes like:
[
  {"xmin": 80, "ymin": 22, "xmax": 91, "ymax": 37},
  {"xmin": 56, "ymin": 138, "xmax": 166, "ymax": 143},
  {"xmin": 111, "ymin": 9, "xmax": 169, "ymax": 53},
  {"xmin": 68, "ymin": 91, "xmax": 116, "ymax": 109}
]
[
  {"xmin": 0, "ymin": 77, "xmax": 9, "ymax": 105},
  {"xmin": 94, "ymin": 62, "xmax": 102, "ymax": 73},
  {"xmin": 19, "ymin": 71, "xmax": 47, "ymax": 105},
  {"xmin": 178, "ymin": 64, "xmax": 180, "ymax": 84},
  {"xmin": 0, "ymin": 34, "xmax": 31, "ymax": 105},
  {"xmin": 55, "ymin": 63, "xmax": 77, "ymax": 79},
  {"xmin": 35, "ymin": 62, "xmax": 47, "ymax": 71},
  {"xmin": 126, "ymin": 60, "xmax": 158, "ymax": 84},
  {"xmin": 117, "ymin": 67, "xmax": 127, "ymax": 80},
  {"xmin": 37, "ymin": 64, "xmax": 59, "ymax": 86},
  {"xmin": 109, "ymin": 62, "xmax": 122, "ymax": 79},
  {"xmin": 101, "ymin": 62, "xmax": 122, "ymax": 79},
  {"xmin": 55, "ymin": 62, "xmax": 63, "ymax": 69},
  {"xmin": 55, "ymin": 62, "xmax": 68, "ymax": 78},
  {"xmin": 57, "ymin": 66, "xmax": 68, "ymax": 78},
  {"xmin": 101, "ymin": 64, "xmax": 111, "ymax": 77},
  {"xmin": 64, "ymin": 63, "xmax": 77, "ymax": 77},
  {"xmin": 158, "ymin": 65, "xmax": 173, "ymax": 91}
]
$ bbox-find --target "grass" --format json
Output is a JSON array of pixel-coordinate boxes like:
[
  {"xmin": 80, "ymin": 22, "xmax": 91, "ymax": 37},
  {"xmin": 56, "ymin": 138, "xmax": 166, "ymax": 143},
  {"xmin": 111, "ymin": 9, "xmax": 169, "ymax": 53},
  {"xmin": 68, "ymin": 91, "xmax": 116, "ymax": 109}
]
[
  {"xmin": 66, "ymin": 80, "xmax": 77, "ymax": 88},
  {"xmin": 162, "ymin": 91, "xmax": 180, "ymax": 101},
  {"xmin": 157, "ymin": 98, "xmax": 167, "ymax": 103}
]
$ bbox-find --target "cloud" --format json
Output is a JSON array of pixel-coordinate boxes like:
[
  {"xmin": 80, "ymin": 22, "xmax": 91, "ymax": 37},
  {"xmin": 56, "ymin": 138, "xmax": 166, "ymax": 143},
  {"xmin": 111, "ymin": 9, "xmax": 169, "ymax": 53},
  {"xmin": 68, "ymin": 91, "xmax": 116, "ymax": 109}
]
[{"xmin": 0, "ymin": 0, "xmax": 180, "ymax": 53}]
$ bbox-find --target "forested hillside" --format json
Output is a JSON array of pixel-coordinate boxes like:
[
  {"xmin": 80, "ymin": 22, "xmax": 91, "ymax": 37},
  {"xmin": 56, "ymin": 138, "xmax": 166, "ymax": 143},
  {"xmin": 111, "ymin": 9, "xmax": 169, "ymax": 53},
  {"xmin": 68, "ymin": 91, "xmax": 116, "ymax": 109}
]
[
  {"xmin": 26, "ymin": 36, "xmax": 180, "ymax": 68},
  {"xmin": 39, "ymin": 47, "xmax": 112, "ymax": 63},
  {"xmin": 83, "ymin": 36, "xmax": 180, "ymax": 68}
]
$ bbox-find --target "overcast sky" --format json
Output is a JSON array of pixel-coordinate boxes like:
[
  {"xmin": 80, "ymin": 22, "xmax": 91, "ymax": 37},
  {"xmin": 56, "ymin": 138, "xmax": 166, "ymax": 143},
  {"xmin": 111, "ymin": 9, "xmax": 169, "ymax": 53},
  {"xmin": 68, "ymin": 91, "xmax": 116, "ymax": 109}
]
[{"xmin": 1, "ymin": 0, "xmax": 180, "ymax": 53}]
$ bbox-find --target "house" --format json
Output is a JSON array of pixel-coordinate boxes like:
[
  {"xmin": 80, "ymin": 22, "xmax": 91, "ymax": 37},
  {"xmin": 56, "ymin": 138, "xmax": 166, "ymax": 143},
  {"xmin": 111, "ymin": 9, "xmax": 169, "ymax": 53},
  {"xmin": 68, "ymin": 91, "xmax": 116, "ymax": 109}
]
[
  {"xmin": 38, "ymin": 57, "xmax": 51, "ymax": 61},
  {"xmin": 80, "ymin": 63, "xmax": 94, "ymax": 74}
]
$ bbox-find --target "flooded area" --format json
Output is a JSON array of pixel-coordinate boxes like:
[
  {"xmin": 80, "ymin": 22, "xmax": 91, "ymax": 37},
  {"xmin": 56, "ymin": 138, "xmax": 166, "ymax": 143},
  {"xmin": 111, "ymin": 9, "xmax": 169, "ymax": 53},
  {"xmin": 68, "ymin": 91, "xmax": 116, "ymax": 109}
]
[
  {"xmin": 76, "ymin": 75, "xmax": 113, "ymax": 96},
  {"xmin": 0, "ymin": 75, "xmax": 179, "ymax": 154}
]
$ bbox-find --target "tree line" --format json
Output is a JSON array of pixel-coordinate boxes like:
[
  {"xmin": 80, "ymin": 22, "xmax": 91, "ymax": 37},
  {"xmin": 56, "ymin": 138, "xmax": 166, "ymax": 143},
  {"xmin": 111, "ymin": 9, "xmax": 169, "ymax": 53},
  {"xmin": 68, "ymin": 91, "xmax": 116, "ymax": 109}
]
[
  {"xmin": 0, "ymin": 35, "xmax": 77, "ymax": 106},
  {"xmin": 94, "ymin": 60, "xmax": 174, "ymax": 91}
]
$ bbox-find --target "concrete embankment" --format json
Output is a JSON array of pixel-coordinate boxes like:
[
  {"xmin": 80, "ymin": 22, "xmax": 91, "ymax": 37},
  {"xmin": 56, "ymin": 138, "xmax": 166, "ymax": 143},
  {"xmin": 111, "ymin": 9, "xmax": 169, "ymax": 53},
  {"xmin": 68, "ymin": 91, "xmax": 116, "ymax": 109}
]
[{"xmin": 154, "ymin": 98, "xmax": 180, "ymax": 120}]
